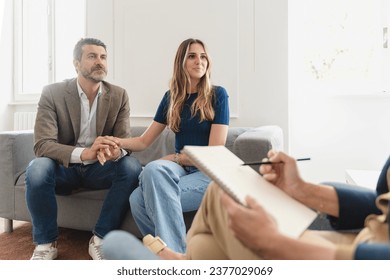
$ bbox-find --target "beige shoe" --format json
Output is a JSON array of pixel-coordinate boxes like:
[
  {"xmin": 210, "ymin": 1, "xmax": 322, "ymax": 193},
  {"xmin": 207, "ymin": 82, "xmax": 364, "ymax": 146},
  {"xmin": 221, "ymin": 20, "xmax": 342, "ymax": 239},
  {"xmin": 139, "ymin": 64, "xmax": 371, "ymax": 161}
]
[
  {"xmin": 88, "ymin": 236, "xmax": 104, "ymax": 260},
  {"xmin": 142, "ymin": 234, "xmax": 167, "ymax": 255},
  {"xmin": 30, "ymin": 241, "xmax": 58, "ymax": 260}
]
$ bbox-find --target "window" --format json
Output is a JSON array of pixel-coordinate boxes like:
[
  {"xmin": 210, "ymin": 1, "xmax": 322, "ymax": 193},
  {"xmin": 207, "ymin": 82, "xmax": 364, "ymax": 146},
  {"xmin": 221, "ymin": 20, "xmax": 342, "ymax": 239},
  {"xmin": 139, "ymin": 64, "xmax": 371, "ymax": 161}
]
[
  {"xmin": 13, "ymin": 0, "xmax": 85, "ymax": 101},
  {"xmin": 289, "ymin": 0, "xmax": 388, "ymax": 95}
]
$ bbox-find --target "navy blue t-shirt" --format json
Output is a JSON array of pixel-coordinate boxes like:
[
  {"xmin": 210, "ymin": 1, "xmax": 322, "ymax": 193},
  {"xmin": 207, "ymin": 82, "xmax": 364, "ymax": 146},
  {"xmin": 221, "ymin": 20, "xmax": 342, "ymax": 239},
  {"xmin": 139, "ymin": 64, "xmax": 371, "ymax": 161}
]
[{"xmin": 154, "ymin": 86, "xmax": 229, "ymax": 153}]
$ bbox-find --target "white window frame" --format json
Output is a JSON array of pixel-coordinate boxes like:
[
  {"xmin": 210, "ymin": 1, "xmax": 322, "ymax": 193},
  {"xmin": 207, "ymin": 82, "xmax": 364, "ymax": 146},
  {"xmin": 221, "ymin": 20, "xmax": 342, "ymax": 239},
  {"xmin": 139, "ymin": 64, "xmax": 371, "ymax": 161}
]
[{"xmin": 13, "ymin": 0, "xmax": 85, "ymax": 102}]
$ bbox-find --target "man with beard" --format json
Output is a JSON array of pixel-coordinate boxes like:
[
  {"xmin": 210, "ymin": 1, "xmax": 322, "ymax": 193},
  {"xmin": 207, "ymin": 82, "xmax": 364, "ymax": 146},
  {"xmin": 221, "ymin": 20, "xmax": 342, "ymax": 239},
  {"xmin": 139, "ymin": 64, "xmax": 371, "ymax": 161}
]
[{"xmin": 25, "ymin": 38, "xmax": 142, "ymax": 260}]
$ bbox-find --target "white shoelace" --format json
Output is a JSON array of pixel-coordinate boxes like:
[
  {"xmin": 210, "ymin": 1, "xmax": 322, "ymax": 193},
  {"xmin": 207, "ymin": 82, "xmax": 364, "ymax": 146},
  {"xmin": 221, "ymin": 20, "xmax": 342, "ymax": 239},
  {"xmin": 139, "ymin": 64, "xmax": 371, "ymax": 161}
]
[
  {"xmin": 91, "ymin": 244, "xmax": 104, "ymax": 260},
  {"xmin": 31, "ymin": 249, "xmax": 53, "ymax": 260}
]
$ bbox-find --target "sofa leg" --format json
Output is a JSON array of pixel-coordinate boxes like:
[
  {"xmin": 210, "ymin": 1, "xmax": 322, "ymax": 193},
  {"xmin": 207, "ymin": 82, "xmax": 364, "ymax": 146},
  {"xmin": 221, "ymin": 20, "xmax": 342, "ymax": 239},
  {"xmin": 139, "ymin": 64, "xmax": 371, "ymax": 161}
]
[{"xmin": 4, "ymin": 219, "xmax": 13, "ymax": 233}]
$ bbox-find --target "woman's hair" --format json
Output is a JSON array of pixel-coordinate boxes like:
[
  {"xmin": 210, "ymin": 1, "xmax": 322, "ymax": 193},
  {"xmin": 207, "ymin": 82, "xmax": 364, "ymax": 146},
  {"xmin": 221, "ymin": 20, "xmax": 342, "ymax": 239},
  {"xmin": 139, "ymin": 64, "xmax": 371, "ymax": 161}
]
[{"xmin": 167, "ymin": 38, "xmax": 215, "ymax": 132}]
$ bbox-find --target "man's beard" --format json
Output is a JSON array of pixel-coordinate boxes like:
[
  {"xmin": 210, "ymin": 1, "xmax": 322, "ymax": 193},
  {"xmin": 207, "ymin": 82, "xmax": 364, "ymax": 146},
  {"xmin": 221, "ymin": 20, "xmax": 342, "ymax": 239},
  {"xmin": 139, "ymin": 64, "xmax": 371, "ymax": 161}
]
[{"xmin": 81, "ymin": 66, "xmax": 107, "ymax": 82}]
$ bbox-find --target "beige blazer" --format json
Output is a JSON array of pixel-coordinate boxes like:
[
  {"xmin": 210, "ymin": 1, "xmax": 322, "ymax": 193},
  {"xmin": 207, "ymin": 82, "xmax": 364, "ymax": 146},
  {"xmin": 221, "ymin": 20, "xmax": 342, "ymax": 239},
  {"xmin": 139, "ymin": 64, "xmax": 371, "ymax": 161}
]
[{"xmin": 34, "ymin": 78, "xmax": 131, "ymax": 167}]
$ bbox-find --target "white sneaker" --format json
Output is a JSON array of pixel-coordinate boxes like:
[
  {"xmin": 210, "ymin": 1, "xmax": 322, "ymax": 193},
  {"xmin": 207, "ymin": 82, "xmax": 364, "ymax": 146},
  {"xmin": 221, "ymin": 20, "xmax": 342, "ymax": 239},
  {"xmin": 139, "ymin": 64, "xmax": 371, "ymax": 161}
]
[
  {"xmin": 30, "ymin": 242, "xmax": 58, "ymax": 260},
  {"xmin": 88, "ymin": 236, "xmax": 104, "ymax": 260}
]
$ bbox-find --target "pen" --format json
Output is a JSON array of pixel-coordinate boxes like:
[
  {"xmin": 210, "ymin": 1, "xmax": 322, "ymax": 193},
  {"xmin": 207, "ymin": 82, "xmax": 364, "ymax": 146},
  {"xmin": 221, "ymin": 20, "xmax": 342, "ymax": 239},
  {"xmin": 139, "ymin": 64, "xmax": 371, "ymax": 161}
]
[{"xmin": 242, "ymin": 157, "xmax": 311, "ymax": 166}]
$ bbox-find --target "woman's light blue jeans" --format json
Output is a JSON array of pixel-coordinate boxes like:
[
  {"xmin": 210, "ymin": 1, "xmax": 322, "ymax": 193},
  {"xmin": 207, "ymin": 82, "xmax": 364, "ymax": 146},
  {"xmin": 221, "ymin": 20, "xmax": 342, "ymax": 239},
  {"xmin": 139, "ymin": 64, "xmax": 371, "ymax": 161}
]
[
  {"xmin": 25, "ymin": 156, "xmax": 142, "ymax": 245},
  {"xmin": 130, "ymin": 159, "xmax": 210, "ymax": 253}
]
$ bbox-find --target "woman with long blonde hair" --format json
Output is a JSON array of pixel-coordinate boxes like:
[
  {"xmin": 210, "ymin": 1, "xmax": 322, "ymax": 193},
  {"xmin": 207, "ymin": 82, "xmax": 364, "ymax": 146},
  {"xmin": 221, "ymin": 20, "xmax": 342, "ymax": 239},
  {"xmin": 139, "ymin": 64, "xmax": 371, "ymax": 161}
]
[{"xmin": 100, "ymin": 38, "xmax": 230, "ymax": 253}]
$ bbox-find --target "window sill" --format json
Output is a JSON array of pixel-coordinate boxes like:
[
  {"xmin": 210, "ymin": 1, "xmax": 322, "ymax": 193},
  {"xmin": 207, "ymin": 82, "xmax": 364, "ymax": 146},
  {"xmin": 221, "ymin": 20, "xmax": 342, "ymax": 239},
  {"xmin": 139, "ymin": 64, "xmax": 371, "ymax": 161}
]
[{"xmin": 9, "ymin": 101, "xmax": 38, "ymax": 106}]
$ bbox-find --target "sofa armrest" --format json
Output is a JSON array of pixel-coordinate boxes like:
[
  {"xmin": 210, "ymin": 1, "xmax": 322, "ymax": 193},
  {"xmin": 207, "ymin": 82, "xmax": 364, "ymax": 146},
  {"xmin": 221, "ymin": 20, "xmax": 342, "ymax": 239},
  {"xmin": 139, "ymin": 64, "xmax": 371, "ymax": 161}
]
[
  {"xmin": 0, "ymin": 130, "xmax": 34, "ymax": 218},
  {"xmin": 232, "ymin": 125, "xmax": 284, "ymax": 169}
]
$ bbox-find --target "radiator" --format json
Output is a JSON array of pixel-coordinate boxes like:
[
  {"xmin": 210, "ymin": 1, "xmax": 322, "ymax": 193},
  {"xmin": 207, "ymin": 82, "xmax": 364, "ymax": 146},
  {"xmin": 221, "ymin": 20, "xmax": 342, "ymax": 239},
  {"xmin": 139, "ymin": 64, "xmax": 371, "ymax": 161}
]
[{"xmin": 13, "ymin": 112, "xmax": 37, "ymax": 130}]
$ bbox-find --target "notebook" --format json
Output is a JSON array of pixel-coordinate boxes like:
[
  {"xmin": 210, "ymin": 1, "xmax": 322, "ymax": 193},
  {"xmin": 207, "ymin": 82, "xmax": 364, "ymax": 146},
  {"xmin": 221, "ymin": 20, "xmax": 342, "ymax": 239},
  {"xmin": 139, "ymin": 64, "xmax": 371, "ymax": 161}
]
[{"xmin": 182, "ymin": 145, "xmax": 318, "ymax": 238}]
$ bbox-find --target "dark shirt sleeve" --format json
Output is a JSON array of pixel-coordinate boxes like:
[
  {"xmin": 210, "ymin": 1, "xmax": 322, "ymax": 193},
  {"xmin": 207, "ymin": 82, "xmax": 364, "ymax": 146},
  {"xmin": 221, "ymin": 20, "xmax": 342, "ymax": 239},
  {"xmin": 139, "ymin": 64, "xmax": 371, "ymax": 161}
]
[
  {"xmin": 330, "ymin": 156, "xmax": 390, "ymax": 258},
  {"xmin": 321, "ymin": 182, "xmax": 380, "ymax": 230},
  {"xmin": 153, "ymin": 91, "xmax": 169, "ymax": 125},
  {"xmin": 212, "ymin": 86, "xmax": 230, "ymax": 125},
  {"xmin": 325, "ymin": 156, "xmax": 390, "ymax": 230},
  {"xmin": 354, "ymin": 243, "xmax": 390, "ymax": 259},
  {"xmin": 375, "ymin": 155, "xmax": 390, "ymax": 196}
]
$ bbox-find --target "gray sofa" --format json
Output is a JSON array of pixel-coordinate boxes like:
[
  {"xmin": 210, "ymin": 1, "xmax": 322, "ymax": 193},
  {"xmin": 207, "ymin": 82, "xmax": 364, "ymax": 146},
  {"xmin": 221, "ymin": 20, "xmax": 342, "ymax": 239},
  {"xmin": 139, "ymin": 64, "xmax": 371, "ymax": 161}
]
[{"xmin": 0, "ymin": 125, "xmax": 284, "ymax": 237}]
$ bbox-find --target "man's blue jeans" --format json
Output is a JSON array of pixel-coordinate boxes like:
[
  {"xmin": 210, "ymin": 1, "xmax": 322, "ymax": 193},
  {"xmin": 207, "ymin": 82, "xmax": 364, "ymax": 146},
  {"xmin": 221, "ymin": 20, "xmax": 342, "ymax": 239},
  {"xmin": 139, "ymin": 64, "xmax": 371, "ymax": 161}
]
[
  {"xmin": 129, "ymin": 159, "xmax": 210, "ymax": 253},
  {"xmin": 25, "ymin": 156, "xmax": 142, "ymax": 245}
]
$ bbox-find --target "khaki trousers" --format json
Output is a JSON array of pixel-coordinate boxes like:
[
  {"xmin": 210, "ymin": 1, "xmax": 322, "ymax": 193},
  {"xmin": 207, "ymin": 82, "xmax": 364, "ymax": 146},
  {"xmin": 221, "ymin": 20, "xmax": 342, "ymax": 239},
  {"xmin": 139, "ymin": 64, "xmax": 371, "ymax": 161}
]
[{"xmin": 186, "ymin": 182, "xmax": 357, "ymax": 260}]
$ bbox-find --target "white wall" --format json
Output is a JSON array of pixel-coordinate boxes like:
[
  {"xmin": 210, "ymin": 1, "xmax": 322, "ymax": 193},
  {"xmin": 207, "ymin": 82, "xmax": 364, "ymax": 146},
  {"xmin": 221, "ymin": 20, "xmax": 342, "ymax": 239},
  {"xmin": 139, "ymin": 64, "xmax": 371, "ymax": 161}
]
[
  {"xmin": 289, "ymin": 92, "xmax": 390, "ymax": 183},
  {"xmin": 288, "ymin": 2, "xmax": 390, "ymax": 183},
  {"xmin": 85, "ymin": 0, "xmax": 289, "ymax": 141},
  {"xmin": 0, "ymin": 0, "xmax": 13, "ymax": 131}
]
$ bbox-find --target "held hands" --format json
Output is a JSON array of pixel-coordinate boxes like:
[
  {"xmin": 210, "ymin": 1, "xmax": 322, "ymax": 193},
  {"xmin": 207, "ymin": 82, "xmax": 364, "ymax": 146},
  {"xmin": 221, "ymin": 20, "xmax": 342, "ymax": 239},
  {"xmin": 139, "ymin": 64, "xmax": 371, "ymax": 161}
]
[{"xmin": 82, "ymin": 136, "xmax": 121, "ymax": 165}]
